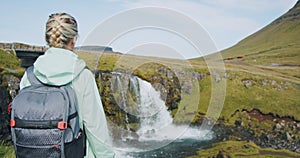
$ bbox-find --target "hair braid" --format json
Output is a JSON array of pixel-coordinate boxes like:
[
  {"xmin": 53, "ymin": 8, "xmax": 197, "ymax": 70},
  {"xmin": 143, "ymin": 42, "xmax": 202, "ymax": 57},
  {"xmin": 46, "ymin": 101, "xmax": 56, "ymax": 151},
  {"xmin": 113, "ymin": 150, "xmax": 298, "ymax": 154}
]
[{"xmin": 45, "ymin": 13, "xmax": 78, "ymax": 48}]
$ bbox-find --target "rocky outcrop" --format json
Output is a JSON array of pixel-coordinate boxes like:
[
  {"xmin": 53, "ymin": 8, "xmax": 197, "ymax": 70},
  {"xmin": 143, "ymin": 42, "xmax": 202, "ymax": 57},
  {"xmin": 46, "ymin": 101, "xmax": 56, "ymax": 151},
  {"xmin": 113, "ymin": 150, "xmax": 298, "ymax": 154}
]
[
  {"xmin": 241, "ymin": 78, "xmax": 292, "ymax": 90},
  {"xmin": 245, "ymin": 109, "xmax": 300, "ymax": 153},
  {"xmin": 213, "ymin": 122, "xmax": 300, "ymax": 154},
  {"xmin": 133, "ymin": 64, "xmax": 205, "ymax": 111},
  {"xmin": 96, "ymin": 71, "xmax": 140, "ymax": 131},
  {"xmin": 96, "ymin": 68, "xmax": 184, "ymax": 130},
  {"xmin": 0, "ymin": 85, "xmax": 10, "ymax": 143},
  {"xmin": 0, "ymin": 72, "xmax": 20, "ymax": 143},
  {"xmin": 213, "ymin": 108, "xmax": 300, "ymax": 154},
  {"xmin": 132, "ymin": 64, "xmax": 182, "ymax": 111}
]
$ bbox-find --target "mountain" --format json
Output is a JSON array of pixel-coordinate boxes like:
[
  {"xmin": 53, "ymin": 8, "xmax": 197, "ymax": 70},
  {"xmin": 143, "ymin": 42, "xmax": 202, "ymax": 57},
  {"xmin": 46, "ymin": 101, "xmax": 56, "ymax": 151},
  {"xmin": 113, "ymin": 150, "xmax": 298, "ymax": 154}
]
[
  {"xmin": 75, "ymin": 45, "xmax": 113, "ymax": 52},
  {"xmin": 220, "ymin": 1, "xmax": 300, "ymax": 66}
]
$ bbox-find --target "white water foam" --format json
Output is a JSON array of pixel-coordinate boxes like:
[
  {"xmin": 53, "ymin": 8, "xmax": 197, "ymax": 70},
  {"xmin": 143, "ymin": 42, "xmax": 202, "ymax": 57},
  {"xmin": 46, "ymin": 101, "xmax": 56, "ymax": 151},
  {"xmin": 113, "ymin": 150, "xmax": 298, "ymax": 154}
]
[{"xmin": 135, "ymin": 78, "xmax": 212, "ymax": 142}]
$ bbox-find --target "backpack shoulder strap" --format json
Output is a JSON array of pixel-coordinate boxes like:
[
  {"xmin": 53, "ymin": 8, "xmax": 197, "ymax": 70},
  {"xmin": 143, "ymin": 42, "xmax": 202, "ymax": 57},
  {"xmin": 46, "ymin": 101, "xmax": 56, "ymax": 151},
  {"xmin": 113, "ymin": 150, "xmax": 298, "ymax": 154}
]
[{"xmin": 26, "ymin": 66, "xmax": 42, "ymax": 85}]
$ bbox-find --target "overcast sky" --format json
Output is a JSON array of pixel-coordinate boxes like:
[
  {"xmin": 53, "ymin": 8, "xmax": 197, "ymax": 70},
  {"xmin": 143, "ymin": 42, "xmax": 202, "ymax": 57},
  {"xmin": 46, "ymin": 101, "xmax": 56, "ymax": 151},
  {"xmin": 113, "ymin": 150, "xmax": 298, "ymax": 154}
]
[{"xmin": 0, "ymin": 0, "xmax": 297, "ymax": 58}]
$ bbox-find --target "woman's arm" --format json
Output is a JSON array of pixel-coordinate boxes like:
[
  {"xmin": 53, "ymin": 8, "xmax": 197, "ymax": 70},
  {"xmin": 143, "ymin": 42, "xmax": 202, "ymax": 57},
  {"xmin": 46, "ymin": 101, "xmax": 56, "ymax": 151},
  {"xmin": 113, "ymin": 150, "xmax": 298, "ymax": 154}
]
[{"xmin": 76, "ymin": 70, "xmax": 115, "ymax": 158}]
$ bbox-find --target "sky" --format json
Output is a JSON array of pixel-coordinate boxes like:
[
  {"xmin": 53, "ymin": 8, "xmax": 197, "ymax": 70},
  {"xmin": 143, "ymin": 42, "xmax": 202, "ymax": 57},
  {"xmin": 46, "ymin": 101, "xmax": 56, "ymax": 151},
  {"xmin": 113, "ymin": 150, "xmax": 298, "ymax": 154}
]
[{"xmin": 0, "ymin": 0, "xmax": 298, "ymax": 59}]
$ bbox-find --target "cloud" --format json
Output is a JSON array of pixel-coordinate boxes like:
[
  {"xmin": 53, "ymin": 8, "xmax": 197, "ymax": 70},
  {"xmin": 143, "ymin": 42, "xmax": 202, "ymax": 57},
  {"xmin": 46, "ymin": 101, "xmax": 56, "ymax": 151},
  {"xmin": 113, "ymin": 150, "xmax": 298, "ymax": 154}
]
[
  {"xmin": 108, "ymin": 0, "xmax": 297, "ymax": 50},
  {"xmin": 110, "ymin": 0, "xmax": 259, "ymax": 49}
]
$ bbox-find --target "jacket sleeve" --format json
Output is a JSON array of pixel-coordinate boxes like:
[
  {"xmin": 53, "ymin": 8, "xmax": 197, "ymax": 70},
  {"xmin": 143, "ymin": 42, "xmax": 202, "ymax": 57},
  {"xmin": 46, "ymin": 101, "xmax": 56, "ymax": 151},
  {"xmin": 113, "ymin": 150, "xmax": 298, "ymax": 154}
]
[
  {"xmin": 19, "ymin": 72, "xmax": 31, "ymax": 90},
  {"xmin": 75, "ymin": 70, "xmax": 115, "ymax": 158}
]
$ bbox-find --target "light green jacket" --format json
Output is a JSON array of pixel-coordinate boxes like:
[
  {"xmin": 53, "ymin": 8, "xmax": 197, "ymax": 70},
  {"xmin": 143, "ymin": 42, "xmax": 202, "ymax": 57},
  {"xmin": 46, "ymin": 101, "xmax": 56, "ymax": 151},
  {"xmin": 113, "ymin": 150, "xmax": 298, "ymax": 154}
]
[{"xmin": 20, "ymin": 47, "xmax": 115, "ymax": 158}]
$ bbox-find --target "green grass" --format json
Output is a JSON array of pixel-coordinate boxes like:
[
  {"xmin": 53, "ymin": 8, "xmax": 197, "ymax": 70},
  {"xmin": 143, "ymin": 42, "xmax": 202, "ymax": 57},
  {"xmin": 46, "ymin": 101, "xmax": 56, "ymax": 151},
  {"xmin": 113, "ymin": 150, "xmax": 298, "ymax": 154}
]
[
  {"xmin": 172, "ymin": 81, "xmax": 203, "ymax": 124},
  {"xmin": 0, "ymin": 49, "xmax": 20, "ymax": 70},
  {"xmin": 187, "ymin": 140, "xmax": 300, "ymax": 158},
  {"xmin": 76, "ymin": 50, "xmax": 100, "ymax": 69},
  {"xmin": 221, "ymin": 70, "xmax": 300, "ymax": 120},
  {"xmin": 0, "ymin": 144, "xmax": 14, "ymax": 158},
  {"xmin": 171, "ymin": 66, "xmax": 300, "ymax": 125}
]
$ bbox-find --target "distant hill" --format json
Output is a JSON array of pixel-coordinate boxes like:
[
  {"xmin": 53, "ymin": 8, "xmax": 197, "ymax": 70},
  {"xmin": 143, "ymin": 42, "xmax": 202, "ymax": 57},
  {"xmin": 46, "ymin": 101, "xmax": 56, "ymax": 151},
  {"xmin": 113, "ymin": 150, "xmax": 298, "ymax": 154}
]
[
  {"xmin": 219, "ymin": 1, "xmax": 300, "ymax": 66},
  {"xmin": 75, "ymin": 45, "xmax": 113, "ymax": 52},
  {"xmin": 0, "ymin": 42, "xmax": 114, "ymax": 53},
  {"xmin": 0, "ymin": 42, "xmax": 46, "ymax": 52}
]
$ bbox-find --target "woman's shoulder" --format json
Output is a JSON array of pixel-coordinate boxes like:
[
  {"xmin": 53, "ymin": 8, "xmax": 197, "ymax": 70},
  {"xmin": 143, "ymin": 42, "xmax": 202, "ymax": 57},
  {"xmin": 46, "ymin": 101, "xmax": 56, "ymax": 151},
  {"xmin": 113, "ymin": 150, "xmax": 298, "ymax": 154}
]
[
  {"xmin": 72, "ymin": 68, "xmax": 96, "ymax": 94},
  {"xmin": 78, "ymin": 68, "xmax": 94, "ymax": 81}
]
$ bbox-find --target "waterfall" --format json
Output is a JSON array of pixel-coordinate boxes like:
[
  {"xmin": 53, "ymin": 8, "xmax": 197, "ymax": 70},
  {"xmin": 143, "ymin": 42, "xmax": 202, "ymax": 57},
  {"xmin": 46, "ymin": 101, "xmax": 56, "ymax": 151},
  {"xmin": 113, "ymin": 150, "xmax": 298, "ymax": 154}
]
[
  {"xmin": 111, "ymin": 73, "xmax": 131, "ymax": 138},
  {"xmin": 135, "ymin": 78, "xmax": 173, "ymax": 141},
  {"xmin": 129, "ymin": 77, "xmax": 140, "ymax": 104},
  {"xmin": 111, "ymin": 73, "xmax": 213, "ymax": 154},
  {"xmin": 134, "ymin": 78, "xmax": 211, "ymax": 142}
]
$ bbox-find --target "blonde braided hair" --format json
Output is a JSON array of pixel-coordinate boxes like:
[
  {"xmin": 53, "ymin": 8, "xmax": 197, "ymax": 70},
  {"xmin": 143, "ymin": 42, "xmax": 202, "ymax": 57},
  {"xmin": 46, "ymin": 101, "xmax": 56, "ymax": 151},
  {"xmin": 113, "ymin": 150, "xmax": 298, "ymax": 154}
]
[{"xmin": 45, "ymin": 13, "xmax": 78, "ymax": 48}]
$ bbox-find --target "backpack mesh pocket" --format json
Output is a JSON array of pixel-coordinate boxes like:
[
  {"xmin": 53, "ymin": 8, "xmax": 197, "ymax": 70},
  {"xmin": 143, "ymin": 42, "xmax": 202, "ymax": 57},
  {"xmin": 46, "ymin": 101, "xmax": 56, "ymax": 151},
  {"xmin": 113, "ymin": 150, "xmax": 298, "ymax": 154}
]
[
  {"xmin": 16, "ymin": 144, "xmax": 61, "ymax": 158},
  {"xmin": 15, "ymin": 128, "xmax": 62, "ymax": 146}
]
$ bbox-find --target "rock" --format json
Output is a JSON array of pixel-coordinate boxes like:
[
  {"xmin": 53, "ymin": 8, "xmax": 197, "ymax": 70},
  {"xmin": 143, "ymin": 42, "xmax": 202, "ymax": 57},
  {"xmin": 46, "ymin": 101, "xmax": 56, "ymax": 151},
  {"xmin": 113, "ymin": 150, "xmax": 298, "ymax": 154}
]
[
  {"xmin": 216, "ymin": 150, "xmax": 230, "ymax": 158},
  {"xmin": 235, "ymin": 120, "xmax": 243, "ymax": 126},
  {"xmin": 7, "ymin": 75, "xmax": 20, "ymax": 99},
  {"xmin": 247, "ymin": 115, "xmax": 251, "ymax": 120},
  {"xmin": 267, "ymin": 134, "xmax": 273, "ymax": 140},
  {"xmin": 275, "ymin": 85, "xmax": 282, "ymax": 91},
  {"xmin": 215, "ymin": 74, "xmax": 221, "ymax": 83},
  {"xmin": 275, "ymin": 123, "xmax": 282, "ymax": 130},
  {"xmin": 242, "ymin": 80, "xmax": 253, "ymax": 88},
  {"xmin": 244, "ymin": 144, "xmax": 250, "ymax": 149},
  {"xmin": 224, "ymin": 73, "xmax": 231, "ymax": 79},
  {"xmin": 195, "ymin": 72, "xmax": 205, "ymax": 81},
  {"xmin": 0, "ymin": 85, "xmax": 11, "ymax": 143},
  {"xmin": 271, "ymin": 80, "xmax": 277, "ymax": 85},
  {"xmin": 248, "ymin": 123, "xmax": 253, "ymax": 127},
  {"xmin": 261, "ymin": 81, "xmax": 268, "ymax": 86},
  {"xmin": 286, "ymin": 132, "xmax": 292, "ymax": 141}
]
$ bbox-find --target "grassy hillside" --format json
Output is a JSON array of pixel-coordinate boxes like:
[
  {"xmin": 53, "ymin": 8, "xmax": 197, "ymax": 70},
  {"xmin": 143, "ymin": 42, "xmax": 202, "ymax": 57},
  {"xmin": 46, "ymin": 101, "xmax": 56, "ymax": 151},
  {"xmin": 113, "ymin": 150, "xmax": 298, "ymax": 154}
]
[
  {"xmin": 186, "ymin": 2, "xmax": 300, "ymax": 122},
  {"xmin": 220, "ymin": 1, "xmax": 300, "ymax": 66},
  {"xmin": 190, "ymin": 1, "xmax": 300, "ymax": 86}
]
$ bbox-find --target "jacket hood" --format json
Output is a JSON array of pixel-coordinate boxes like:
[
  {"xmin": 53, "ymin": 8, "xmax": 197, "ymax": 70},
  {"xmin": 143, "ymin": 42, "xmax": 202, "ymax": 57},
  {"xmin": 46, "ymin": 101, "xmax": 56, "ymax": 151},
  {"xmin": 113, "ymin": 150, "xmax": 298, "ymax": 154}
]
[{"xmin": 33, "ymin": 47, "xmax": 86, "ymax": 86}]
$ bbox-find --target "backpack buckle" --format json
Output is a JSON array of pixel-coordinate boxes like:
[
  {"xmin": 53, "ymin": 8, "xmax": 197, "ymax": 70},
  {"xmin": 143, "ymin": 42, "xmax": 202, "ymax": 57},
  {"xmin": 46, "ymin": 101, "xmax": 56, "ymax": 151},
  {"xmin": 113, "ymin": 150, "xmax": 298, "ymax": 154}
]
[
  {"xmin": 57, "ymin": 121, "xmax": 68, "ymax": 130},
  {"xmin": 8, "ymin": 103, "xmax": 12, "ymax": 114},
  {"xmin": 10, "ymin": 119, "xmax": 16, "ymax": 128}
]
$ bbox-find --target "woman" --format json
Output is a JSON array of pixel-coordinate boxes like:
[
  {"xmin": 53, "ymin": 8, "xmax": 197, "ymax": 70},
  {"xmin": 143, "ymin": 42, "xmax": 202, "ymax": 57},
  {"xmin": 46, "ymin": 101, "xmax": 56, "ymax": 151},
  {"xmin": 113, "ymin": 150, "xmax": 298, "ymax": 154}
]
[{"xmin": 19, "ymin": 13, "xmax": 115, "ymax": 158}]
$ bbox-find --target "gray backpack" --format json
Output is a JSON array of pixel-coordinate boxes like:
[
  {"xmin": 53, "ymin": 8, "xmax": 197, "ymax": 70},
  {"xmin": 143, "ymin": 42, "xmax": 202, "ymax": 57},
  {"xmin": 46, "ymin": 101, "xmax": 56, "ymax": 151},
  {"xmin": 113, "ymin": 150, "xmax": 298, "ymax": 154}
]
[{"xmin": 10, "ymin": 66, "xmax": 85, "ymax": 158}]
